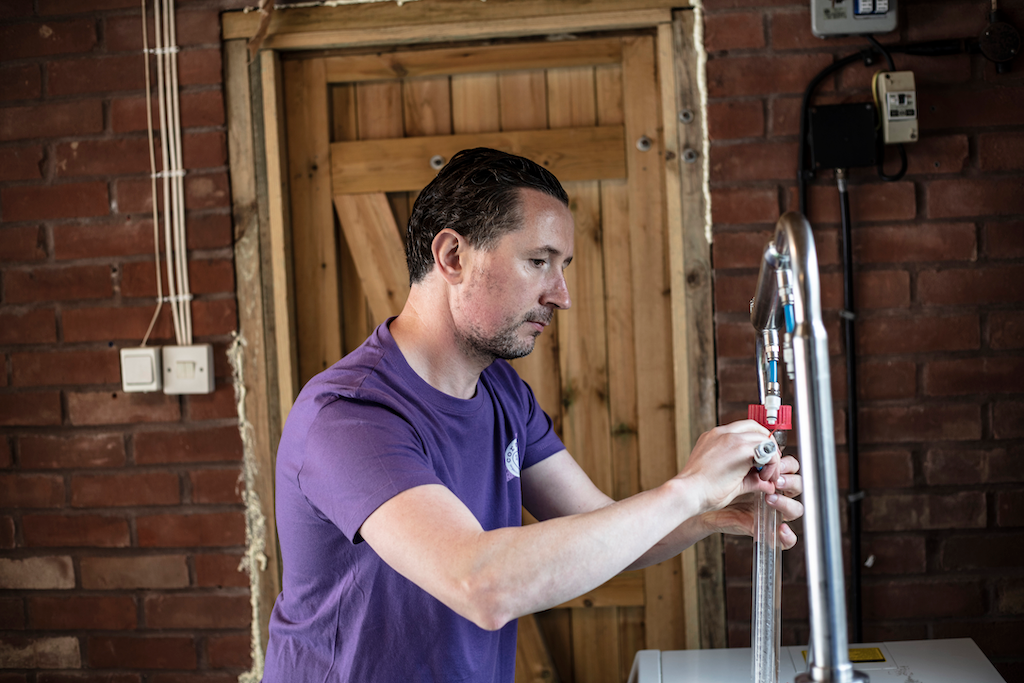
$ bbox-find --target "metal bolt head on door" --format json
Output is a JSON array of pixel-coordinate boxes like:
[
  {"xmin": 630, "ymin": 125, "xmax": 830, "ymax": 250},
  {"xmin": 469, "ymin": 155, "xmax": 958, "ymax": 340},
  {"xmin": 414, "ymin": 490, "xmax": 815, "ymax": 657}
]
[
  {"xmin": 430, "ymin": 154, "xmax": 446, "ymax": 170},
  {"xmin": 636, "ymin": 136, "xmax": 652, "ymax": 152}
]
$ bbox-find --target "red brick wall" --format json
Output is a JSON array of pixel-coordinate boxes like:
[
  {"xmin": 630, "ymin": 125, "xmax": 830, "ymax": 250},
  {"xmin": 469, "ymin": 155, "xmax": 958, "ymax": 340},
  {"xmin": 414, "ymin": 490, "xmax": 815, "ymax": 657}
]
[
  {"xmin": 708, "ymin": 0, "xmax": 1024, "ymax": 680},
  {"xmin": 1, "ymin": 0, "xmax": 250, "ymax": 677}
]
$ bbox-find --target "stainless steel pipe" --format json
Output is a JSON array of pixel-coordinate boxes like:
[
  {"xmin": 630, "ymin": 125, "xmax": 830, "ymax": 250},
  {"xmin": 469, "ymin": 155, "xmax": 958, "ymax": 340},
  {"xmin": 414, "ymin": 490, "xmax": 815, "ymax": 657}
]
[{"xmin": 749, "ymin": 212, "xmax": 867, "ymax": 683}]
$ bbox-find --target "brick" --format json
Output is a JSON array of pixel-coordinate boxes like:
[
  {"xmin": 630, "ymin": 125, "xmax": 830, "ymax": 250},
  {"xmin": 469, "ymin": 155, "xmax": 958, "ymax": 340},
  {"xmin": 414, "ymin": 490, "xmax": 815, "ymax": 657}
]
[
  {"xmin": 860, "ymin": 403, "xmax": 981, "ymax": 443},
  {"xmin": 0, "ymin": 556, "xmax": 74, "ymax": 589},
  {"xmin": 144, "ymin": 594, "xmax": 249, "ymax": 629},
  {"xmin": 711, "ymin": 141, "xmax": 798, "ymax": 182},
  {"xmin": 841, "ymin": 53, "xmax": 972, "ymax": 93},
  {"xmin": 857, "ymin": 449, "xmax": 915, "ymax": 489},
  {"xmin": 856, "ymin": 270, "xmax": 910, "ymax": 310},
  {"xmin": 54, "ymin": 217, "xmax": 158, "ymax": 260},
  {"xmin": 862, "ymin": 535, "xmax": 926, "ymax": 575},
  {"xmin": 918, "ymin": 265, "xmax": 1024, "ymax": 306},
  {"xmin": 121, "ymin": 258, "xmax": 235, "ymax": 297},
  {"xmin": 710, "ymin": 187, "xmax": 778, "ymax": 225},
  {"xmin": 71, "ymin": 471, "xmax": 180, "ymax": 508},
  {"xmin": 63, "ymin": 304, "xmax": 176, "ymax": 343},
  {"xmin": 0, "ymin": 597, "xmax": 25, "ymax": 629},
  {"xmin": 994, "ymin": 401, "xmax": 1024, "ymax": 439},
  {"xmin": 863, "ymin": 580, "xmax": 986, "ymax": 619},
  {"xmin": 0, "ymin": 20, "xmax": 97, "ymax": 60},
  {"xmin": 706, "ymin": 53, "xmax": 833, "ymax": 98},
  {"xmin": 193, "ymin": 297, "xmax": 237, "ymax": 337},
  {"xmin": 857, "ymin": 360, "xmax": 916, "ymax": 401},
  {"xmin": 906, "ymin": 0, "xmax": 989, "ymax": 42},
  {"xmin": 997, "ymin": 490, "xmax": 1024, "ymax": 527},
  {"xmin": 0, "ymin": 392, "xmax": 62, "ymax": 426},
  {"xmin": 998, "ymin": 580, "xmax": 1024, "ymax": 614},
  {"xmin": 195, "ymin": 553, "xmax": 248, "ymax": 588},
  {"xmin": 112, "ymin": 90, "xmax": 225, "ymax": 133},
  {"xmin": 990, "ymin": 311, "xmax": 1024, "ymax": 350},
  {"xmin": 863, "ymin": 491, "xmax": 986, "ymax": 532},
  {"xmin": 191, "ymin": 467, "xmax": 242, "ymax": 504},
  {"xmin": 55, "ymin": 138, "xmax": 151, "ymax": 177},
  {"xmin": 0, "ymin": 636, "xmax": 80, "ymax": 668},
  {"xmin": 925, "ymin": 357, "xmax": 1024, "ymax": 396},
  {"xmin": 187, "ymin": 383, "xmax": 237, "ymax": 421},
  {"xmin": 904, "ymin": 134, "xmax": 970, "ymax": 176},
  {"xmin": 0, "ymin": 309, "xmax": 56, "ymax": 345},
  {"xmin": 177, "ymin": 48, "xmax": 223, "ymax": 87},
  {"xmin": 208, "ymin": 633, "xmax": 251, "ymax": 669},
  {"xmin": 137, "ymin": 511, "xmax": 245, "ymax": 548},
  {"xmin": 112, "ymin": 177, "xmax": 155, "ymax": 214},
  {"xmin": 920, "ymin": 85, "xmax": 1024, "ymax": 130},
  {"xmin": 28, "ymin": 596, "xmax": 136, "ymax": 630},
  {"xmin": 711, "ymin": 228, "xmax": 772, "ymax": 268},
  {"xmin": 135, "ymin": 425, "xmax": 242, "ymax": 464},
  {"xmin": 716, "ymin": 361, "xmax": 756, "ymax": 404},
  {"xmin": 4, "ymin": 265, "xmax": 113, "ymax": 304},
  {"xmin": 927, "ymin": 177, "xmax": 1024, "ymax": 218},
  {"xmin": 80, "ymin": 555, "xmax": 188, "ymax": 589},
  {"xmin": 1, "ymin": 182, "xmax": 109, "ymax": 222},
  {"xmin": 0, "ymin": 225, "xmax": 47, "ymax": 261},
  {"xmin": 942, "ymin": 532, "xmax": 1024, "ymax": 571},
  {"xmin": 66, "ymin": 390, "xmax": 180, "ymax": 426},
  {"xmin": 185, "ymin": 172, "xmax": 231, "ymax": 210},
  {"xmin": 803, "ymin": 182, "xmax": 916, "ymax": 224},
  {"xmin": 0, "ymin": 146, "xmax": 44, "ymax": 182},
  {"xmin": 0, "ymin": 474, "xmax": 65, "ymax": 508},
  {"xmin": 713, "ymin": 272, "xmax": 757, "ymax": 314},
  {"xmin": 707, "ymin": 100, "xmax": 764, "ymax": 141},
  {"xmin": 186, "ymin": 212, "xmax": 233, "ymax": 250},
  {"xmin": 0, "ymin": 63, "xmax": 42, "ymax": 101},
  {"xmin": 48, "ymin": 54, "xmax": 146, "ymax": 96},
  {"xmin": 87, "ymin": 636, "xmax": 197, "ymax": 670},
  {"xmin": 182, "ymin": 130, "xmax": 228, "ymax": 170},
  {"xmin": 39, "ymin": 0, "xmax": 139, "ymax": 12},
  {"xmin": 924, "ymin": 447, "xmax": 1019, "ymax": 485},
  {"xmin": 979, "ymin": 132, "xmax": 1024, "ymax": 171},
  {"xmin": 704, "ymin": 11, "xmax": 765, "ymax": 52},
  {"xmin": 768, "ymin": 95, "xmax": 801, "ymax": 137},
  {"xmin": 20, "ymin": 433, "xmax": 125, "ymax": 469},
  {"xmin": 105, "ymin": 10, "xmax": 223, "ymax": 52},
  {"xmin": 148, "ymin": 675, "xmax": 235, "ymax": 683},
  {"xmin": 12, "ymin": 349, "xmax": 120, "ymax": 386},
  {"xmin": 22, "ymin": 514, "xmax": 130, "ymax": 548},
  {"xmin": 857, "ymin": 314, "xmax": 979, "ymax": 355},
  {"xmin": 985, "ymin": 221, "xmax": 1024, "ymax": 259},
  {"xmin": 854, "ymin": 222, "xmax": 976, "ymax": 264},
  {"xmin": 0, "ymin": 100, "xmax": 104, "ymax": 142},
  {"xmin": 0, "ymin": 516, "xmax": 14, "ymax": 549}
]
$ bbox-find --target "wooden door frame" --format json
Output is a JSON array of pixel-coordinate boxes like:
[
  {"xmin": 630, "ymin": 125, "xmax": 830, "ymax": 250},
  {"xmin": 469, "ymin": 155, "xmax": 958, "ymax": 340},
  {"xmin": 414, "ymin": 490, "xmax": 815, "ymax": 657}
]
[{"xmin": 222, "ymin": 0, "xmax": 722, "ymax": 664}]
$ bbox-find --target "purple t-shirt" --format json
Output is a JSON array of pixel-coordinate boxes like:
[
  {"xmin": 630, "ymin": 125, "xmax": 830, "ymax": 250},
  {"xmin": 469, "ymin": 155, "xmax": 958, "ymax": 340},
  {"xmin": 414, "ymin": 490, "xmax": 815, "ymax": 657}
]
[{"xmin": 263, "ymin": 320, "xmax": 564, "ymax": 683}]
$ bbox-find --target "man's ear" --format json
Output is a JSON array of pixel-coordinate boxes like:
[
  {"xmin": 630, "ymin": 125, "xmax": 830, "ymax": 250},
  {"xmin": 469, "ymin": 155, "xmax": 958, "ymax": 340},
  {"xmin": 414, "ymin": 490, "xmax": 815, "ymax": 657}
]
[{"xmin": 431, "ymin": 229, "xmax": 466, "ymax": 284}]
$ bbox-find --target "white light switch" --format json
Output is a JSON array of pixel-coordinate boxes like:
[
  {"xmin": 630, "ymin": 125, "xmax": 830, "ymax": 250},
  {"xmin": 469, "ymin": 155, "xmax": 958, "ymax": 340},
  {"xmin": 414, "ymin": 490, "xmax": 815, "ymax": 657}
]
[
  {"xmin": 162, "ymin": 344, "xmax": 214, "ymax": 395},
  {"xmin": 120, "ymin": 347, "xmax": 162, "ymax": 393}
]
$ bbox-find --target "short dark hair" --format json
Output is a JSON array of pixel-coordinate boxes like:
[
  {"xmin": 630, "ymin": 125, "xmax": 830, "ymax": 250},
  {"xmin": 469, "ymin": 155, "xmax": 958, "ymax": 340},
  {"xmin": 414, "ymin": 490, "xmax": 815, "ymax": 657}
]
[{"xmin": 405, "ymin": 148, "xmax": 569, "ymax": 284}]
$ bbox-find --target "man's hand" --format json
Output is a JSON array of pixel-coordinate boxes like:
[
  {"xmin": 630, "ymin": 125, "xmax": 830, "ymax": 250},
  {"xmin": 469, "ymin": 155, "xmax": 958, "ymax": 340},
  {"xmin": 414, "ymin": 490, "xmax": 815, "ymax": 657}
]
[{"xmin": 698, "ymin": 454, "xmax": 803, "ymax": 549}]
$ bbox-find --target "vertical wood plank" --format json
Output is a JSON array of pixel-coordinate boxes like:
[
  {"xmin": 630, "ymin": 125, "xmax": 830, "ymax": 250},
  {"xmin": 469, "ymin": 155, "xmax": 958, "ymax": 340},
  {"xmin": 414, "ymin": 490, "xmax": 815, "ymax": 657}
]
[
  {"xmin": 569, "ymin": 607, "xmax": 619, "ymax": 683},
  {"xmin": 622, "ymin": 33, "xmax": 687, "ymax": 652},
  {"xmin": 226, "ymin": 38, "xmax": 282, "ymax": 659},
  {"xmin": 669, "ymin": 9, "xmax": 725, "ymax": 649},
  {"xmin": 452, "ymin": 72, "xmax": 499, "ymax": 134},
  {"xmin": 331, "ymin": 83, "xmax": 371, "ymax": 355},
  {"xmin": 404, "ymin": 75, "xmax": 453, "ymax": 137},
  {"xmin": 499, "ymin": 71, "xmax": 548, "ymax": 131},
  {"xmin": 260, "ymin": 49, "xmax": 300, "ymax": 421},
  {"xmin": 285, "ymin": 57, "xmax": 342, "ymax": 384}
]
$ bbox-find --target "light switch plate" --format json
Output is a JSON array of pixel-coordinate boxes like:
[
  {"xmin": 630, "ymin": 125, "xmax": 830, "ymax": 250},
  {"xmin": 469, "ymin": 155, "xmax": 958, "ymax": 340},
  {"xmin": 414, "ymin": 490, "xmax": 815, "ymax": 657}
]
[
  {"xmin": 162, "ymin": 344, "xmax": 215, "ymax": 395},
  {"xmin": 120, "ymin": 347, "xmax": 162, "ymax": 393}
]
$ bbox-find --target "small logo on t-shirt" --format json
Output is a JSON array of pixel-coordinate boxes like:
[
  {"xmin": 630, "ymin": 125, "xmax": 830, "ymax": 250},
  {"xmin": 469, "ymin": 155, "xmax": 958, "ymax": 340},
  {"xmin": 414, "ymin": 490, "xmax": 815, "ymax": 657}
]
[{"xmin": 504, "ymin": 436, "xmax": 520, "ymax": 481}]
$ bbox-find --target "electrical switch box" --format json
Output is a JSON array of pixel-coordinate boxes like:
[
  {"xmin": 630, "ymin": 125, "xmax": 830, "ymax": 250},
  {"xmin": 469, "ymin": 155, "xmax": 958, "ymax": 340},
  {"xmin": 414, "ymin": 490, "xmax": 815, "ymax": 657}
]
[
  {"xmin": 120, "ymin": 347, "xmax": 162, "ymax": 393},
  {"xmin": 876, "ymin": 70, "xmax": 918, "ymax": 144},
  {"xmin": 162, "ymin": 344, "xmax": 215, "ymax": 395},
  {"xmin": 811, "ymin": 0, "xmax": 898, "ymax": 38}
]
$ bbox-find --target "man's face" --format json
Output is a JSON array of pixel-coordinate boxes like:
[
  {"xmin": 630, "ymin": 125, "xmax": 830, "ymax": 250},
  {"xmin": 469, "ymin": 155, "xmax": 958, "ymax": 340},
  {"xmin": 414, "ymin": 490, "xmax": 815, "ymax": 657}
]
[{"xmin": 453, "ymin": 188, "xmax": 574, "ymax": 362}]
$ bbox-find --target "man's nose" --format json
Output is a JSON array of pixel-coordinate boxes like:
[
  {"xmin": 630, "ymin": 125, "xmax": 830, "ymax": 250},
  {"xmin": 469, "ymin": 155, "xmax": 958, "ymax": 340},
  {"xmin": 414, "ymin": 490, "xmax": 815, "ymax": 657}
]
[{"xmin": 543, "ymin": 271, "xmax": 571, "ymax": 310}]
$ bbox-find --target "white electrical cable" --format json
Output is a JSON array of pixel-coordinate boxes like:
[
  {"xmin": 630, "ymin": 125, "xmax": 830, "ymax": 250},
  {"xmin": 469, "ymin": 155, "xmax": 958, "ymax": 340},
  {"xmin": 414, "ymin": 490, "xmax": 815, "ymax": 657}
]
[
  {"xmin": 165, "ymin": 0, "xmax": 193, "ymax": 345},
  {"xmin": 141, "ymin": 0, "xmax": 164, "ymax": 348}
]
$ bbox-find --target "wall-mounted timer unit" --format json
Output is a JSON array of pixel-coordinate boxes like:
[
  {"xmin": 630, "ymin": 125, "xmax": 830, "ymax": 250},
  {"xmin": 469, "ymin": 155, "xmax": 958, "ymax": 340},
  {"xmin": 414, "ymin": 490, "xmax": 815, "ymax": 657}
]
[{"xmin": 812, "ymin": 0, "xmax": 898, "ymax": 38}]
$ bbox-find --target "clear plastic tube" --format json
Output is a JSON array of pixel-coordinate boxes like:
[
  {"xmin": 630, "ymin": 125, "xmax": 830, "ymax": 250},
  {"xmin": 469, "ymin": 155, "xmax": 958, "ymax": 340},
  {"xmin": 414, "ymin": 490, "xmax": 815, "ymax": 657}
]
[{"xmin": 751, "ymin": 489, "xmax": 782, "ymax": 683}]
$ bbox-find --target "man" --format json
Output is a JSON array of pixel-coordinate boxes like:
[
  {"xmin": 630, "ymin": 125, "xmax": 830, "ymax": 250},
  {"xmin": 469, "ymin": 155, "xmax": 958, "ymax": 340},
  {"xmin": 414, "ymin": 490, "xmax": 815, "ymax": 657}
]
[{"xmin": 262, "ymin": 148, "xmax": 802, "ymax": 682}]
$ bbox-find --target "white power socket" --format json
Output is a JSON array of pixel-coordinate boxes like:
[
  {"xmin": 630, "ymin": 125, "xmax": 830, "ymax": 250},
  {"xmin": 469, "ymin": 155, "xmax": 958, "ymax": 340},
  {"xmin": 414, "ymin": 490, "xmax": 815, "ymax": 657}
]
[
  {"xmin": 162, "ymin": 344, "xmax": 215, "ymax": 395},
  {"xmin": 120, "ymin": 347, "xmax": 162, "ymax": 393},
  {"xmin": 876, "ymin": 70, "xmax": 918, "ymax": 144}
]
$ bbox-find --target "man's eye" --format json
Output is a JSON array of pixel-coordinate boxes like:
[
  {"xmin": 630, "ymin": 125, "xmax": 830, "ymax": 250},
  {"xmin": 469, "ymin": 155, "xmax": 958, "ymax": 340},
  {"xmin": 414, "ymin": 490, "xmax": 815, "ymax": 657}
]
[{"xmin": 531, "ymin": 259, "xmax": 547, "ymax": 267}]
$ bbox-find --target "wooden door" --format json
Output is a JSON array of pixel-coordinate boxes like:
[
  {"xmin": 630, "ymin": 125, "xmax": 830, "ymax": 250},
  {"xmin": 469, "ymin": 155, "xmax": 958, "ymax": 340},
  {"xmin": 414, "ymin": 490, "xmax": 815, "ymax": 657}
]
[{"xmin": 283, "ymin": 34, "xmax": 682, "ymax": 683}]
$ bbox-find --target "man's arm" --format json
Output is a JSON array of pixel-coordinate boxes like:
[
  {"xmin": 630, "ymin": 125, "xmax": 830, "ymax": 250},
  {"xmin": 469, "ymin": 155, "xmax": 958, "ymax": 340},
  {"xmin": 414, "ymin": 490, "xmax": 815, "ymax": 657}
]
[{"xmin": 358, "ymin": 420, "xmax": 779, "ymax": 631}]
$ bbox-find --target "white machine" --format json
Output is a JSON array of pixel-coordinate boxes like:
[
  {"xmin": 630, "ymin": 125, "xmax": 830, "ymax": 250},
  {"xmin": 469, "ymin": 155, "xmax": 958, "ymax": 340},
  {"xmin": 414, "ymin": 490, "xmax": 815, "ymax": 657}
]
[{"xmin": 628, "ymin": 638, "xmax": 1007, "ymax": 683}]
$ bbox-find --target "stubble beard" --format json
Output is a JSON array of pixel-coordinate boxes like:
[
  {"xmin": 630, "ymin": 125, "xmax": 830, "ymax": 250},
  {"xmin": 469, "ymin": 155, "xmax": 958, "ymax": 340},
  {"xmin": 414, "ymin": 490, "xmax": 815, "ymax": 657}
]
[{"xmin": 459, "ymin": 307, "xmax": 553, "ymax": 362}]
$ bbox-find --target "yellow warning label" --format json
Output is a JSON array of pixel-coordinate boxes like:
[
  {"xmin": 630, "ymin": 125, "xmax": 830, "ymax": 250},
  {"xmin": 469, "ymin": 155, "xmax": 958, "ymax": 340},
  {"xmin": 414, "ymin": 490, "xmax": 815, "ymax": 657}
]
[{"xmin": 800, "ymin": 648, "xmax": 886, "ymax": 663}]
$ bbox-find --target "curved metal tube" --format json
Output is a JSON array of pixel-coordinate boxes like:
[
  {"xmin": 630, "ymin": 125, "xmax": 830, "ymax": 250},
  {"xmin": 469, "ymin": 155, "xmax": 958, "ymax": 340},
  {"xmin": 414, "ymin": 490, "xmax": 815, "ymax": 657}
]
[{"xmin": 750, "ymin": 212, "xmax": 865, "ymax": 683}]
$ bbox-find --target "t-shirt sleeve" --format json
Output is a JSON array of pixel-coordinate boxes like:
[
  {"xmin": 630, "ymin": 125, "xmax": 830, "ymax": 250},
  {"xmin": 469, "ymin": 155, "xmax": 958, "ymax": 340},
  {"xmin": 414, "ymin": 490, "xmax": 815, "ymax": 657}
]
[
  {"xmin": 297, "ymin": 398, "xmax": 441, "ymax": 542},
  {"xmin": 519, "ymin": 377, "xmax": 565, "ymax": 470}
]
